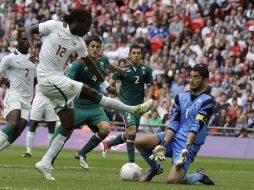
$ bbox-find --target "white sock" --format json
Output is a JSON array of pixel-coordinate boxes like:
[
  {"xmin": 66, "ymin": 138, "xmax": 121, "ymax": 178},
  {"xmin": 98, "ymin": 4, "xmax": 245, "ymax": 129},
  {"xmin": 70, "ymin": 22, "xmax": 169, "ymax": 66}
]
[
  {"xmin": 0, "ymin": 140, "xmax": 10, "ymax": 152},
  {"xmin": 0, "ymin": 131, "xmax": 8, "ymax": 146},
  {"xmin": 48, "ymin": 133, "xmax": 54, "ymax": 147},
  {"xmin": 99, "ymin": 96, "xmax": 135, "ymax": 114},
  {"xmin": 41, "ymin": 134, "xmax": 66, "ymax": 166},
  {"xmin": 26, "ymin": 131, "xmax": 35, "ymax": 154}
]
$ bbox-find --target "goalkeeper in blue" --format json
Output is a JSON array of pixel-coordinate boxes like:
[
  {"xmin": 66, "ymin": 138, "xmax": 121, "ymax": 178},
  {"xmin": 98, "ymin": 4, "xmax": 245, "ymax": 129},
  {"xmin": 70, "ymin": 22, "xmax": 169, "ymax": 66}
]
[{"xmin": 135, "ymin": 64, "xmax": 215, "ymax": 185}]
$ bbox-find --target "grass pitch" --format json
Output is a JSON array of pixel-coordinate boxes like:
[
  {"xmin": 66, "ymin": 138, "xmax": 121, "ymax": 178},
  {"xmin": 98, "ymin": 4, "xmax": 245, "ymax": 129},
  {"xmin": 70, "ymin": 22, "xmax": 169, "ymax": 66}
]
[{"xmin": 0, "ymin": 146, "xmax": 254, "ymax": 190}]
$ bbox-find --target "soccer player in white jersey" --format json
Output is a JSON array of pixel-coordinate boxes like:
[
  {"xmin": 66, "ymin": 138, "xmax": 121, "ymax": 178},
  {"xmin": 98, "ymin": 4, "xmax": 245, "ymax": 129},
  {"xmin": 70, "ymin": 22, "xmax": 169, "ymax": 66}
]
[
  {"xmin": 0, "ymin": 30, "xmax": 36, "ymax": 151},
  {"xmin": 25, "ymin": 9, "xmax": 153, "ymax": 180},
  {"xmin": 22, "ymin": 85, "xmax": 59, "ymax": 158}
]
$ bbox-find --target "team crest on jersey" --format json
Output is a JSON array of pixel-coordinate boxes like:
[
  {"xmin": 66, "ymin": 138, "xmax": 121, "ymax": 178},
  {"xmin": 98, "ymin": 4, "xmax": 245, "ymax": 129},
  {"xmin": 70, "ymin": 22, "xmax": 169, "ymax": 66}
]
[
  {"xmin": 195, "ymin": 99, "xmax": 202, "ymax": 108},
  {"xmin": 72, "ymin": 40, "xmax": 77, "ymax": 46},
  {"xmin": 84, "ymin": 67, "xmax": 88, "ymax": 70}
]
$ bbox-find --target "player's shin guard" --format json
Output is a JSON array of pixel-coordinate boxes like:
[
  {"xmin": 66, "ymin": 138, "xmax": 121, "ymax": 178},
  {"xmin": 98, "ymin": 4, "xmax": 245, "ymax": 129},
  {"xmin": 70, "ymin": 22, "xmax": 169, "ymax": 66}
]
[
  {"xmin": 79, "ymin": 131, "xmax": 108, "ymax": 157},
  {"xmin": 48, "ymin": 133, "xmax": 54, "ymax": 147},
  {"xmin": 140, "ymin": 150, "xmax": 159, "ymax": 171},
  {"xmin": 99, "ymin": 96, "xmax": 135, "ymax": 114},
  {"xmin": 41, "ymin": 126, "xmax": 69, "ymax": 166},
  {"xmin": 127, "ymin": 134, "xmax": 136, "ymax": 163},
  {"xmin": 185, "ymin": 173, "xmax": 203, "ymax": 184}
]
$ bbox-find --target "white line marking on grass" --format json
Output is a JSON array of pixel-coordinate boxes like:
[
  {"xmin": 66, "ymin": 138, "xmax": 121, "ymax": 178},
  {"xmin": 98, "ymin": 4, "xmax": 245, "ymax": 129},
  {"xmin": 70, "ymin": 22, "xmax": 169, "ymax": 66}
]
[{"xmin": 1, "ymin": 164, "xmax": 254, "ymax": 174}]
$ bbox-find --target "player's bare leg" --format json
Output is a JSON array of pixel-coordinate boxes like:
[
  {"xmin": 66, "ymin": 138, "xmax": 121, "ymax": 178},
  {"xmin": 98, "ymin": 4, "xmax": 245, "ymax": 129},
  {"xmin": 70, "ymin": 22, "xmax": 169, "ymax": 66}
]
[{"xmin": 135, "ymin": 134, "xmax": 163, "ymax": 182}]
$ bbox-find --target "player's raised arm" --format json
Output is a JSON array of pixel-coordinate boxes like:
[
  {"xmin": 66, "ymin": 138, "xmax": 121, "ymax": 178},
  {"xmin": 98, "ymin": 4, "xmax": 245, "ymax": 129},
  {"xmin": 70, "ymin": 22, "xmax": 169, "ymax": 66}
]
[{"xmin": 25, "ymin": 25, "xmax": 39, "ymax": 63}]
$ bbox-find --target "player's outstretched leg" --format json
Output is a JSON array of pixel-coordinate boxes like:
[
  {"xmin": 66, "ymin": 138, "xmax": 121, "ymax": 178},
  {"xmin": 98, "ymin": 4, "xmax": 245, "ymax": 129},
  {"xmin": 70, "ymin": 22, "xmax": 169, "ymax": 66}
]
[
  {"xmin": 135, "ymin": 134, "xmax": 163, "ymax": 182},
  {"xmin": 79, "ymin": 86, "xmax": 153, "ymax": 117}
]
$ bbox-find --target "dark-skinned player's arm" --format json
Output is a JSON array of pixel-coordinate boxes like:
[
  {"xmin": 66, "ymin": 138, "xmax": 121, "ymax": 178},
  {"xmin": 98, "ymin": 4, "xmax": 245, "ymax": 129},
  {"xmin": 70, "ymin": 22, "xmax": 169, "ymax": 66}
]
[
  {"xmin": 109, "ymin": 64, "xmax": 128, "ymax": 73},
  {"xmin": 25, "ymin": 25, "xmax": 40, "ymax": 64},
  {"xmin": 82, "ymin": 56, "xmax": 117, "ymax": 96},
  {"xmin": 149, "ymin": 94, "xmax": 180, "ymax": 161},
  {"xmin": 175, "ymin": 97, "xmax": 215, "ymax": 167}
]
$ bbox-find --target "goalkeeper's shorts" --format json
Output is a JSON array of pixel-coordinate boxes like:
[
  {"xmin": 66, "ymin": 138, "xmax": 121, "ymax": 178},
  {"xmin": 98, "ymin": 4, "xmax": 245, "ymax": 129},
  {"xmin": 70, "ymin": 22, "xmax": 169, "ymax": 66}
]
[{"xmin": 156, "ymin": 132, "xmax": 201, "ymax": 172}]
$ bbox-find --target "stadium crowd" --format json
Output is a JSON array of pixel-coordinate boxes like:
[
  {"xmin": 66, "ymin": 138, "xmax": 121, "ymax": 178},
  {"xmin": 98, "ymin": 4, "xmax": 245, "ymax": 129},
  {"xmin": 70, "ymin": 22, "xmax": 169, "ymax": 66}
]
[{"xmin": 0, "ymin": 0, "xmax": 254, "ymax": 137}]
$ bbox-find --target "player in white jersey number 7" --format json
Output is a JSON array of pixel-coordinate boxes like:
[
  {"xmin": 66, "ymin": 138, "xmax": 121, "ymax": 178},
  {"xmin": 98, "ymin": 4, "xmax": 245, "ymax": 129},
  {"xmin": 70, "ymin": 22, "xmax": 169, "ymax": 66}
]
[
  {"xmin": 0, "ymin": 30, "xmax": 36, "ymax": 152},
  {"xmin": 25, "ymin": 9, "xmax": 153, "ymax": 180}
]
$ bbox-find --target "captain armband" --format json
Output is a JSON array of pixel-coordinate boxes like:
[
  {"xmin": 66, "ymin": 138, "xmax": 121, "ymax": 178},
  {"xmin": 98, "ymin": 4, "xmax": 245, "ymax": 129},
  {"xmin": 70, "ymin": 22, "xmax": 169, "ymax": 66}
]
[{"xmin": 196, "ymin": 114, "xmax": 208, "ymax": 123}]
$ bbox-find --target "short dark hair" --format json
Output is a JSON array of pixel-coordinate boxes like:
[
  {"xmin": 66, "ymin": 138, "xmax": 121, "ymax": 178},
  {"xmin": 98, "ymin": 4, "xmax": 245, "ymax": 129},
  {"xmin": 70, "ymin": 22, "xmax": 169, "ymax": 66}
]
[
  {"xmin": 129, "ymin": 44, "xmax": 142, "ymax": 54},
  {"xmin": 63, "ymin": 9, "xmax": 92, "ymax": 26},
  {"xmin": 85, "ymin": 35, "xmax": 102, "ymax": 46},
  {"xmin": 191, "ymin": 64, "xmax": 209, "ymax": 78}
]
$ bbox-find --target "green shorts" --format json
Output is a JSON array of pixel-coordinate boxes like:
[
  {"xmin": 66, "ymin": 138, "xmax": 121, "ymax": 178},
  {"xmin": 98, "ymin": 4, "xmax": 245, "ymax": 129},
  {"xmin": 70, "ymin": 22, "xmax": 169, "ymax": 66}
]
[
  {"xmin": 121, "ymin": 111, "xmax": 140, "ymax": 129},
  {"xmin": 74, "ymin": 106, "xmax": 109, "ymax": 133}
]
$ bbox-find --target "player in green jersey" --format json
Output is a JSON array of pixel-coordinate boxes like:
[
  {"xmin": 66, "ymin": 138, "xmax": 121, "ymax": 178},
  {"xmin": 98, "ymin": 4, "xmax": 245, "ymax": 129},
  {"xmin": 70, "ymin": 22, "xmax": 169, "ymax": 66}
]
[
  {"xmin": 67, "ymin": 35, "xmax": 126, "ymax": 169},
  {"xmin": 102, "ymin": 44, "xmax": 153, "ymax": 163}
]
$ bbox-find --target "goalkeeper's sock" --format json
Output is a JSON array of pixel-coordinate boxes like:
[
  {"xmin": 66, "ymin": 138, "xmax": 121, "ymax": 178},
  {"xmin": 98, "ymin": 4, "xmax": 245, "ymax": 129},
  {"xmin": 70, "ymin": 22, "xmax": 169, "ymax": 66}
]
[
  {"xmin": 108, "ymin": 134, "xmax": 125, "ymax": 148},
  {"xmin": 140, "ymin": 150, "xmax": 159, "ymax": 171},
  {"xmin": 185, "ymin": 173, "xmax": 204, "ymax": 184}
]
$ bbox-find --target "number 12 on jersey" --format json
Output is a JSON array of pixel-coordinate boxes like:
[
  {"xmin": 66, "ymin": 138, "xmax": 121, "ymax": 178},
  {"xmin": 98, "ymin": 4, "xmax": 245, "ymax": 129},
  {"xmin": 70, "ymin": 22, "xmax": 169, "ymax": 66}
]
[{"xmin": 56, "ymin": 45, "xmax": 67, "ymax": 58}]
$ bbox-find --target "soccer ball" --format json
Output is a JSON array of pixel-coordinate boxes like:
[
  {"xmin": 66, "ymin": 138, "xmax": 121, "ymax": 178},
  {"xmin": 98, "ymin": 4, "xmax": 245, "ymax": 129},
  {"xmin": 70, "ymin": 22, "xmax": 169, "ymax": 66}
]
[{"xmin": 120, "ymin": 163, "xmax": 142, "ymax": 181}]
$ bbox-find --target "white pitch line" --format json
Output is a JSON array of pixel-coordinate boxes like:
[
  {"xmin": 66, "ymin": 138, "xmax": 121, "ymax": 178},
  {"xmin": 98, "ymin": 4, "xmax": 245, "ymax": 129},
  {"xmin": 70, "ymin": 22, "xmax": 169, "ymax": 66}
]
[{"xmin": 1, "ymin": 164, "xmax": 254, "ymax": 174}]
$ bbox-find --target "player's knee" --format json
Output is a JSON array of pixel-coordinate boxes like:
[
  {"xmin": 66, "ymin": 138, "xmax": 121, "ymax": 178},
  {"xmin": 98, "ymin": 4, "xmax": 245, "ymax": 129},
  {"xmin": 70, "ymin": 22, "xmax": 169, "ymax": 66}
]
[
  {"xmin": 98, "ymin": 123, "xmax": 110, "ymax": 135},
  {"xmin": 167, "ymin": 177, "xmax": 179, "ymax": 184},
  {"xmin": 126, "ymin": 125, "xmax": 136, "ymax": 135}
]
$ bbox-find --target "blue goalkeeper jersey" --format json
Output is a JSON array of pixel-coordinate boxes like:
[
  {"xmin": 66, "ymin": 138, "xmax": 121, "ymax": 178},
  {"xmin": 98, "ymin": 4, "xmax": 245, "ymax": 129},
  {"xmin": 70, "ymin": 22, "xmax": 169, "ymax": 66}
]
[{"xmin": 168, "ymin": 91, "xmax": 215, "ymax": 145}]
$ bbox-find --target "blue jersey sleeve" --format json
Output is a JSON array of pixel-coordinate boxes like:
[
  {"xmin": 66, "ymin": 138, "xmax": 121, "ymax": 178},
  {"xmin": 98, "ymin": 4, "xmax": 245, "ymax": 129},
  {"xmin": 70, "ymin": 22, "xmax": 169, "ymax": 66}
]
[
  {"xmin": 167, "ymin": 94, "xmax": 181, "ymax": 132},
  {"xmin": 191, "ymin": 97, "xmax": 215, "ymax": 134}
]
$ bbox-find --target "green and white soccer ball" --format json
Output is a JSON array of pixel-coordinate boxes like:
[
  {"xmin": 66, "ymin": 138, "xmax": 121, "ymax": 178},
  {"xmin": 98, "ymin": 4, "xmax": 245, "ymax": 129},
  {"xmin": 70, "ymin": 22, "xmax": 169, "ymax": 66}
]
[{"xmin": 120, "ymin": 163, "xmax": 142, "ymax": 181}]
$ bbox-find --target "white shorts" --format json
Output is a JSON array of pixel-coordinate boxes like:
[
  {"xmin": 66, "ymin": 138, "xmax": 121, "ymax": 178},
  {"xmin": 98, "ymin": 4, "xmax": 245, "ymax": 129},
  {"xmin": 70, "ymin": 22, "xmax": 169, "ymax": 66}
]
[
  {"xmin": 30, "ymin": 88, "xmax": 59, "ymax": 122},
  {"xmin": 4, "ymin": 91, "xmax": 31, "ymax": 121},
  {"xmin": 37, "ymin": 75, "xmax": 83, "ymax": 113}
]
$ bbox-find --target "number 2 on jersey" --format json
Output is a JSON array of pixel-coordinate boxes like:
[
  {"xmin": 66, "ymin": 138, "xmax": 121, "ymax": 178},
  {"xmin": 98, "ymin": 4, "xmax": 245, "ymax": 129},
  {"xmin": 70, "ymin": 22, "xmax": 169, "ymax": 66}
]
[
  {"xmin": 134, "ymin": 76, "xmax": 139, "ymax": 84},
  {"xmin": 56, "ymin": 45, "xmax": 67, "ymax": 58}
]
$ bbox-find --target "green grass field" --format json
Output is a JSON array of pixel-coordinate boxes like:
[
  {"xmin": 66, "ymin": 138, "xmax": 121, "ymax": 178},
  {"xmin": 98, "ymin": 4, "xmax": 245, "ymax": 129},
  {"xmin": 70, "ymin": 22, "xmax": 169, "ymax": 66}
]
[{"xmin": 0, "ymin": 146, "xmax": 254, "ymax": 190}]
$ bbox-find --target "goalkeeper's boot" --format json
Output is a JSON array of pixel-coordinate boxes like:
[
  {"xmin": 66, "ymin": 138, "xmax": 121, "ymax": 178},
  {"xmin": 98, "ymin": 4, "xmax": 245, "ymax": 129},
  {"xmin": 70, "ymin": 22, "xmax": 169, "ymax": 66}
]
[
  {"xmin": 197, "ymin": 168, "xmax": 215, "ymax": 185},
  {"xmin": 35, "ymin": 161, "xmax": 55, "ymax": 180},
  {"xmin": 139, "ymin": 165, "xmax": 163, "ymax": 182},
  {"xmin": 21, "ymin": 152, "xmax": 31, "ymax": 158},
  {"xmin": 102, "ymin": 140, "xmax": 110, "ymax": 159},
  {"xmin": 75, "ymin": 152, "xmax": 89, "ymax": 170},
  {"xmin": 134, "ymin": 99, "xmax": 153, "ymax": 117}
]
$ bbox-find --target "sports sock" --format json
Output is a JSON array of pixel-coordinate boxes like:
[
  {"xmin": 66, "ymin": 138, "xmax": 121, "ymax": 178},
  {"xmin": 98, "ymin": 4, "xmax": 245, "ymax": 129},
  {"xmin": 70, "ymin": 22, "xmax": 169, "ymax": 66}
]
[
  {"xmin": 127, "ymin": 134, "xmax": 136, "ymax": 163},
  {"xmin": 1, "ymin": 125, "xmax": 13, "ymax": 136},
  {"xmin": 99, "ymin": 96, "xmax": 135, "ymax": 114},
  {"xmin": 185, "ymin": 173, "xmax": 204, "ymax": 184},
  {"xmin": 48, "ymin": 132, "xmax": 54, "ymax": 147},
  {"xmin": 0, "ymin": 130, "xmax": 8, "ymax": 146},
  {"xmin": 108, "ymin": 134, "xmax": 125, "ymax": 148},
  {"xmin": 79, "ymin": 133, "xmax": 103, "ymax": 157},
  {"xmin": 41, "ymin": 126, "xmax": 69, "ymax": 166},
  {"xmin": 26, "ymin": 131, "xmax": 35, "ymax": 154},
  {"xmin": 0, "ymin": 140, "xmax": 11, "ymax": 152},
  {"xmin": 140, "ymin": 150, "xmax": 159, "ymax": 171}
]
